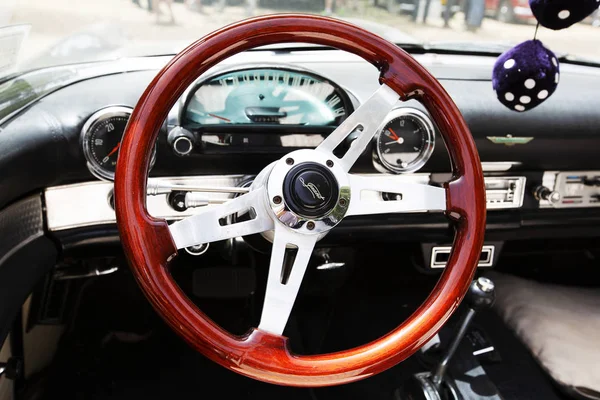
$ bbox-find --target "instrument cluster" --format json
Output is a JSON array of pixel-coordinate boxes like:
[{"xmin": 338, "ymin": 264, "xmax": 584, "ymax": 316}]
[{"xmin": 80, "ymin": 66, "xmax": 438, "ymax": 180}]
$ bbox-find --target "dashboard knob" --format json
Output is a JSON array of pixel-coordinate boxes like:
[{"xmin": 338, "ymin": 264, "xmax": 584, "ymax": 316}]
[
  {"xmin": 168, "ymin": 127, "xmax": 195, "ymax": 156},
  {"xmin": 533, "ymin": 185, "xmax": 561, "ymax": 204}
]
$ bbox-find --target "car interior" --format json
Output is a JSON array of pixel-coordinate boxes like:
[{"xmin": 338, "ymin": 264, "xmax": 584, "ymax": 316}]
[{"xmin": 1, "ymin": 1, "xmax": 600, "ymax": 399}]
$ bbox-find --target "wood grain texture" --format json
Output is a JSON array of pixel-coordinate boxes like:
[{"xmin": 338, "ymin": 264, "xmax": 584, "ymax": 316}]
[{"xmin": 114, "ymin": 14, "xmax": 486, "ymax": 387}]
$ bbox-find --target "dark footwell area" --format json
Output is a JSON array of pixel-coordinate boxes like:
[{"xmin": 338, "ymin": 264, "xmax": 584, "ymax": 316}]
[{"xmin": 27, "ymin": 243, "xmax": 576, "ymax": 400}]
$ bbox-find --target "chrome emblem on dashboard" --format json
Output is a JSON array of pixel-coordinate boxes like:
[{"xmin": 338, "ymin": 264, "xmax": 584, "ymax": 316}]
[
  {"xmin": 487, "ymin": 135, "xmax": 534, "ymax": 146},
  {"xmin": 299, "ymin": 177, "xmax": 325, "ymax": 201}
]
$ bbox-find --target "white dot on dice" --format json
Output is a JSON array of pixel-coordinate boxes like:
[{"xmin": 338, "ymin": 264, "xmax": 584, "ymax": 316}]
[
  {"xmin": 525, "ymin": 79, "xmax": 536, "ymax": 89},
  {"xmin": 558, "ymin": 10, "xmax": 570, "ymax": 20},
  {"xmin": 520, "ymin": 96, "xmax": 531, "ymax": 104}
]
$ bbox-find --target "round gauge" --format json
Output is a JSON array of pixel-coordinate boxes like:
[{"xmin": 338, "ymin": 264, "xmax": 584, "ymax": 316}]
[
  {"xmin": 81, "ymin": 106, "xmax": 155, "ymax": 180},
  {"xmin": 374, "ymin": 108, "xmax": 435, "ymax": 173}
]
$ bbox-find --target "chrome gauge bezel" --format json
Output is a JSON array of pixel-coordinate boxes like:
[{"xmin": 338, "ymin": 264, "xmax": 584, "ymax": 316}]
[
  {"xmin": 81, "ymin": 106, "xmax": 156, "ymax": 181},
  {"xmin": 373, "ymin": 107, "xmax": 436, "ymax": 174}
]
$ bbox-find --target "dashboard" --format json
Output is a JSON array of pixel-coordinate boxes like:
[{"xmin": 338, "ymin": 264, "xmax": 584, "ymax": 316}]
[
  {"xmin": 77, "ymin": 64, "xmax": 440, "ymax": 182},
  {"xmin": 2, "ymin": 47, "xmax": 600, "ymax": 262}
]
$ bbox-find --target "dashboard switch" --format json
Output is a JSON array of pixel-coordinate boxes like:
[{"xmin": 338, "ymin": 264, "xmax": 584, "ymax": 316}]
[
  {"xmin": 534, "ymin": 185, "xmax": 561, "ymax": 204},
  {"xmin": 168, "ymin": 127, "xmax": 195, "ymax": 156},
  {"xmin": 583, "ymin": 176, "xmax": 600, "ymax": 187}
]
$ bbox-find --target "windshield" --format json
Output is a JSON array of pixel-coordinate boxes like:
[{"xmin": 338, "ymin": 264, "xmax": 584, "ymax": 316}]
[{"xmin": 2, "ymin": 0, "xmax": 599, "ymax": 75}]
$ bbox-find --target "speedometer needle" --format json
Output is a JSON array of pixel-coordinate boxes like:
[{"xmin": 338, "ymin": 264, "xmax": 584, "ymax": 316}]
[
  {"xmin": 103, "ymin": 142, "xmax": 121, "ymax": 164},
  {"xmin": 388, "ymin": 128, "xmax": 400, "ymax": 141},
  {"xmin": 208, "ymin": 113, "xmax": 231, "ymax": 122}
]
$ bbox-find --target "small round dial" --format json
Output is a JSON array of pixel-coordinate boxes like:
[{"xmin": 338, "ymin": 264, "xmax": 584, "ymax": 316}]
[
  {"xmin": 374, "ymin": 108, "xmax": 435, "ymax": 173},
  {"xmin": 82, "ymin": 106, "xmax": 155, "ymax": 180}
]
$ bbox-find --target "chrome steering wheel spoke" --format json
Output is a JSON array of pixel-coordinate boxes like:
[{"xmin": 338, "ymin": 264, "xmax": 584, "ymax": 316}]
[
  {"xmin": 168, "ymin": 187, "xmax": 273, "ymax": 249},
  {"xmin": 316, "ymin": 84, "xmax": 399, "ymax": 172},
  {"xmin": 346, "ymin": 174, "xmax": 446, "ymax": 216},
  {"xmin": 257, "ymin": 224, "xmax": 318, "ymax": 336}
]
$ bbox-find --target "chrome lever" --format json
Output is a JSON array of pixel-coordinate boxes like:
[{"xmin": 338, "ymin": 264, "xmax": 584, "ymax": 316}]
[
  {"xmin": 53, "ymin": 265, "xmax": 119, "ymax": 281},
  {"xmin": 316, "ymin": 262, "xmax": 346, "ymax": 270},
  {"xmin": 315, "ymin": 252, "xmax": 346, "ymax": 270},
  {"xmin": 184, "ymin": 192, "xmax": 228, "ymax": 208},
  {"xmin": 147, "ymin": 179, "xmax": 250, "ymax": 196}
]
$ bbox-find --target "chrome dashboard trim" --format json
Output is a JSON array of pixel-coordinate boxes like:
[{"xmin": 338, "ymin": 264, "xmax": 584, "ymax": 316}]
[
  {"xmin": 484, "ymin": 176, "xmax": 526, "ymax": 209},
  {"xmin": 45, "ymin": 172, "xmax": 524, "ymax": 232},
  {"xmin": 44, "ymin": 175, "xmax": 246, "ymax": 231},
  {"xmin": 44, "ymin": 173, "xmax": 432, "ymax": 232},
  {"xmin": 431, "ymin": 245, "xmax": 494, "ymax": 269},
  {"xmin": 481, "ymin": 162, "xmax": 522, "ymax": 172}
]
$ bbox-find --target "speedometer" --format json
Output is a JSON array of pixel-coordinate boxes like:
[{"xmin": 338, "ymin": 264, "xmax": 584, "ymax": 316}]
[
  {"xmin": 81, "ymin": 106, "xmax": 156, "ymax": 181},
  {"xmin": 183, "ymin": 67, "xmax": 351, "ymax": 126},
  {"xmin": 373, "ymin": 108, "xmax": 435, "ymax": 173}
]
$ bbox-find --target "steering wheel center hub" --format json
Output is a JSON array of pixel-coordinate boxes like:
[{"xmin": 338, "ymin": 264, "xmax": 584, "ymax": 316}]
[
  {"xmin": 284, "ymin": 163, "xmax": 339, "ymax": 218},
  {"xmin": 264, "ymin": 149, "xmax": 351, "ymax": 234}
]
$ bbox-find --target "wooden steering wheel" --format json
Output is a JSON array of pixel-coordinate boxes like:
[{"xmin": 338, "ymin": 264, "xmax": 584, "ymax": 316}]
[{"xmin": 114, "ymin": 14, "xmax": 486, "ymax": 387}]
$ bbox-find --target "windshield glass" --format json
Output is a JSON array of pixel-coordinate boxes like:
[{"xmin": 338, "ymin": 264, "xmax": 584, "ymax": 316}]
[{"xmin": 2, "ymin": 0, "xmax": 599, "ymax": 75}]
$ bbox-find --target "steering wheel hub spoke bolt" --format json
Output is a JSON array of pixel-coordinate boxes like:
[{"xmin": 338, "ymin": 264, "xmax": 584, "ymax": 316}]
[
  {"xmin": 306, "ymin": 221, "xmax": 315, "ymax": 230},
  {"xmin": 273, "ymin": 195, "xmax": 282, "ymax": 205},
  {"xmin": 326, "ymin": 160, "xmax": 334, "ymax": 168},
  {"xmin": 286, "ymin": 158, "xmax": 294, "ymax": 165}
]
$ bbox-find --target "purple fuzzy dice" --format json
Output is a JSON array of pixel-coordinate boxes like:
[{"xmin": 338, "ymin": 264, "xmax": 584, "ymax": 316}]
[
  {"xmin": 530, "ymin": 0, "xmax": 600, "ymax": 30},
  {"xmin": 492, "ymin": 40, "xmax": 559, "ymax": 113}
]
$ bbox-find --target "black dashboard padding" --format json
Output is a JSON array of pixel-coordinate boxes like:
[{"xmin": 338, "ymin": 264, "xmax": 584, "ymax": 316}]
[
  {"xmin": 0, "ymin": 196, "xmax": 58, "ymax": 346},
  {"xmin": 0, "ymin": 70, "xmax": 158, "ymax": 210},
  {"xmin": 0, "ymin": 195, "xmax": 44, "ymax": 262}
]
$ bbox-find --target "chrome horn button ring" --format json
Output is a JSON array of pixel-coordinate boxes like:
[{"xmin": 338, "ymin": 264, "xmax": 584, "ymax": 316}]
[{"xmin": 266, "ymin": 149, "xmax": 351, "ymax": 234}]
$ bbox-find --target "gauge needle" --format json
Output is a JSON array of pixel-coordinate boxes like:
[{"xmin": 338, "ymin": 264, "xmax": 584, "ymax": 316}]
[
  {"xmin": 387, "ymin": 128, "xmax": 405, "ymax": 144},
  {"xmin": 103, "ymin": 142, "xmax": 121, "ymax": 164},
  {"xmin": 388, "ymin": 128, "xmax": 400, "ymax": 141},
  {"xmin": 208, "ymin": 113, "xmax": 231, "ymax": 122}
]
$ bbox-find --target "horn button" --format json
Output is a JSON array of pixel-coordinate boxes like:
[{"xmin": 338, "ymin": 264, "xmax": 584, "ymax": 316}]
[{"xmin": 283, "ymin": 163, "xmax": 339, "ymax": 218}]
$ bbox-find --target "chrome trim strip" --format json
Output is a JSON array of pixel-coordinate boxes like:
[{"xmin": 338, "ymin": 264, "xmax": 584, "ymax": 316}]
[
  {"xmin": 481, "ymin": 161, "xmax": 522, "ymax": 172},
  {"xmin": 44, "ymin": 175, "xmax": 246, "ymax": 231},
  {"xmin": 45, "ymin": 173, "xmax": 523, "ymax": 232},
  {"xmin": 431, "ymin": 245, "xmax": 495, "ymax": 269},
  {"xmin": 485, "ymin": 176, "xmax": 526, "ymax": 209}
]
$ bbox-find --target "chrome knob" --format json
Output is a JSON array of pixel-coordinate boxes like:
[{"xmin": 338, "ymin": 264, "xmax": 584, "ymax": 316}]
[
  {"xmin": 168, "ymin": 127, "xmax": 194, "ymax": 156},
  {"xmin": 534, "ymin": 185, "xmax": 561, "ymax": 205},
  {"xmin": 475, "ymin": 277, "xmax": 495, "ymax": 293}
]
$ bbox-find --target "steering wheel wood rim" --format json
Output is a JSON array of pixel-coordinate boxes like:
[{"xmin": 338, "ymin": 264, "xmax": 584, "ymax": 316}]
[{"xmin": 115, "ymin": 14, "xmax": 485, "ymax": 387}]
